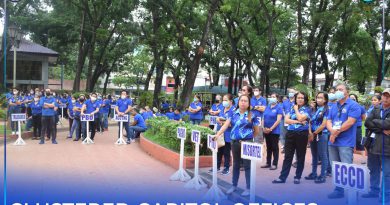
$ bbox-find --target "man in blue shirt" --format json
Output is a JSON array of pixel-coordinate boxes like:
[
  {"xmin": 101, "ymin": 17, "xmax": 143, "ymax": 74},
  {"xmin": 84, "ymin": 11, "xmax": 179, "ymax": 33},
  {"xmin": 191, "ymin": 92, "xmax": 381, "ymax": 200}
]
[
  {"xmin": 99, "ymin": 95, "xmax": 110, "ymax": 131},
  {"xmin": 8, "ymin": 88, "xmax": 23, "ymax": 135},
  {"xmin": 39, "ymin": 89, "xmax": 58, "ymax": 144},
  {"xmin": 115, "ymin": 90, "xmax": 133, "ymax": 143},
  {"xmin": 326, "ymin": 83, "xmax": 361, "ymax": 199},
  {"xmin": 129, "ymin": 108, "xmax": 147, "ymax": 142},
  {"xmin": 29, "ymin": 95, "xmax": 42, "ymax": 140},
  {"xmin": 280, "ymin": 88, "xmax": 296, "ymax": 153},
  {"xmin": 172, "ymin": 108, "xmax": 182, "ymax": 121},
  {"xmin": 81, "ymin": 93, "xmax": 100, "ymax": 141}
]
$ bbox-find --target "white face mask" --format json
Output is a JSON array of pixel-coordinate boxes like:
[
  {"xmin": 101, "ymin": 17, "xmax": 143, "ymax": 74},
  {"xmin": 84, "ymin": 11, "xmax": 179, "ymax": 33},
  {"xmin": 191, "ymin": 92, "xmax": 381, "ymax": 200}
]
[
  {"xmin": 34, "ymin": 98, "xmax": 39, "ymax": 102},
  {"xmin": 13, "ymin": 91, "xmax": 18, "ymax": 95},
  {"xmin": 121, "ymin": 95, "xmax": 126, "ymax": 99},
  {"xmin": 91, "ymin": 97, "xmax": 96, "ymax": 101},
  {"xmin": 254, "ymin": 91, "xmax": 260, "ymax": 96},
  {"xmin": 72, "ymin": 100, "xmax": 76, "ymax": 103}
]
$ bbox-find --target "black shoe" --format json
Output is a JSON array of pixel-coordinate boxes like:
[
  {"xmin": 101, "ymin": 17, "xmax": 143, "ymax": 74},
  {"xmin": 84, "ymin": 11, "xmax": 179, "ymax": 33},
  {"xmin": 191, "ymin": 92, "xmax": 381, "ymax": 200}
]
[
  {"xmin": 221, "ymin": 168, "xmax": 230, "ymax": 175},
  {"xmin": 261, "ymin": 164, "xmax": 271, "ymax": 168},
  {"xmin": 314, "ymin": 176, "xmax": 326, "ymax": 184},
  {"xmin": 272, "ymin": 179, "xmax": 286, "ymax": 184},
  {"xmin": 73, "ymin": 138, "xmax": 79, "ymax": 141},
  {"xmin": 328, "ymin": 191, "xmax": 344, "ymax": 199},
  {"xmin": 361, "ymin": 192, "xmax": 379, "ymax": 198},
  {"xmin": 294, "ymin": 178, "xmax": 300, "ymax": 184},
  {"xmin": 305, "ymin": 173, "xmax": 317, "ymax": 180}
]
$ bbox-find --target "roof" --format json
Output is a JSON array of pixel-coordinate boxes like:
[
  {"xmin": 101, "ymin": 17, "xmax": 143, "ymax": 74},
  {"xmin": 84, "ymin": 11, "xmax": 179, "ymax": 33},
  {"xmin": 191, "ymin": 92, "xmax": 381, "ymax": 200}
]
[{"xmin": 10, "ymin": 39, "xmax": 59, "ymax": 57}]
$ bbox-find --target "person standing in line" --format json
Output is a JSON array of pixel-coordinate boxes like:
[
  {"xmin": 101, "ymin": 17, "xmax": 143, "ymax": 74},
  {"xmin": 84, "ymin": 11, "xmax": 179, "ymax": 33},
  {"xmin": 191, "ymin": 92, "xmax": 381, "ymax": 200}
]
[
  {"xmin": 29, "ymin": 95, "xmax": 42, "ymax": 140},
  {"xmin": 115, "ymin": 90, "xmax": 133, "ymax": 143},
  {"xmin": 8, "ymin": 88, "xmax": 23, "ymax": 135},
  {"xmin": 39, "ymin": 89, "xmax": 58, "ymax": 144},
  {"xmin": 188, "ymin": 94, "xmax": 203, "ymax": 125},
  {"xmin": 81, "ymin": 93, "xmax": 100, "ymax": 142}
]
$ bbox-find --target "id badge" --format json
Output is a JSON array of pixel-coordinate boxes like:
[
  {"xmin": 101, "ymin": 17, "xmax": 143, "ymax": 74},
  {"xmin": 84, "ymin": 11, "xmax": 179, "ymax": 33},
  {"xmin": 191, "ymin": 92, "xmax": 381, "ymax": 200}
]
[
  {"xmin": 370, "ymin": 133, "xmax": 375, "ymax": 138},
  {"xmin": 333, "ymin": 121, "xmax": 342, "ymax": 130}
]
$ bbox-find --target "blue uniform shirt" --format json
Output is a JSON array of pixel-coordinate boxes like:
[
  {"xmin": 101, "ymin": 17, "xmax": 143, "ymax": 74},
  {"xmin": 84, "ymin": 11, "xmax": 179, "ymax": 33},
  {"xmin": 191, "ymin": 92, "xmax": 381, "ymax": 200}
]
[
  {"xmin": 40, "ymin": 96, "xmax": 58, "ymax": 116},
  {"xmin": 84, "ymin": 100, "xmax": 100, "ymax": 116},
  {"xmin": 189, "ymin": 102, "xmax": 203, "ymax": 120},
  {"xmin": 116, "ymin": 98, "xmax": 133, "ymax": 113},
  {"xmin": 310, "ymin": 106, "xmax": 328, "ymax": 134},
  {"xmin": 68, "ymin": 102, "xmax": 75, "ymax": 117},
  {"xmin": 142, "ymin": 111, "xmax": 153, "ymax": 120},
  {"xmin": 228, "ymin": 110, "xmax": 260, "ymax": 140},
  {"xmin": 134, "ymin": 114, "xmax": 147, "ymax": 129},
  {"xmin": 172, "ymin": 113, "xmax": 182, "ymax": 121},
  {"xmin": 100, "ymin": 99, "xmax": 110, "ymax": 114},
  {"xmin": 356, "ymin": 104, "xmax": 365, "ymax": 127},
  {"xmin": 210, "ymin": 103, "xmax": 224, "ymax": 115},
  {"xmin": 327, "ymin": 98, "xmax": 361, "ymax": 147},
  {"xmin": 217, "ymin": 106, "xmax": 235, "ymax": 142},
  {"xmin": 282, "ymin": 99, "xmax": 294, "ymax": 115},
  {"xmin": 74, "ymin": 102, "xmax": 84, "ymax": 117},
  {"xmin": 263, "ymin": 104, "xmax": 283, "ymax": 135},
  {"xmin": 286, "ymin": 106, "xmax": 312, "ymax": 131},
  {"xmin": 9, "ymin": 96, "xmax": 23, "ymax": 110},
  {"xmin": 29, "ymin": 101, "xmax": 42, "ymax": 115}
]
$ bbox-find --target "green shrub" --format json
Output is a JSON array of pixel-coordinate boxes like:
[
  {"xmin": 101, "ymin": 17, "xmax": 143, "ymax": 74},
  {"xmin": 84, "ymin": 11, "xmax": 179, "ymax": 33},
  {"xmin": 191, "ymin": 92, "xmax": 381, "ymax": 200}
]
[
  {"xmin": 144, "ymin": 117, "xmax": 215, "ymax": 156},
  {"xmin": 0, "ymin": 109, "xmax": 6, "ymax": 120}
]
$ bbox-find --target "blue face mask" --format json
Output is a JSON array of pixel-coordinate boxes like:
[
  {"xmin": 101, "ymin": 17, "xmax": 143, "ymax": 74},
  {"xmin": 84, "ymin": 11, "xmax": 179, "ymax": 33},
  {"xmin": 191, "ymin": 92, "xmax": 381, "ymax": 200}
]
[
  {"xmin": 268, "ymin": 98, "xmax": 277, "ymax": 104},
  {"xmin": 328, "ymin": 93, "xmax": 336, "ymax": 101},
  {"xmin": 222, "ymin": 101, "xmax": 230, "ymax": 107},
  {"xmin": 335, "ymin": 91, "xmax": 345, "ymax": 101},
  {"xmin": 288, "ymin": 93, "xmax": 294, "ymax": 98}
]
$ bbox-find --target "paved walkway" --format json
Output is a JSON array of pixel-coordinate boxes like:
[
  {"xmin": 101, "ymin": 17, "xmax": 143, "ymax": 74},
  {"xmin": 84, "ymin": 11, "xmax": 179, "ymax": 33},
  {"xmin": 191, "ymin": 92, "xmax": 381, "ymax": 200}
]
[{"xmin": 0, "ymin": 123, "xmax": 379, "ymax": 204}]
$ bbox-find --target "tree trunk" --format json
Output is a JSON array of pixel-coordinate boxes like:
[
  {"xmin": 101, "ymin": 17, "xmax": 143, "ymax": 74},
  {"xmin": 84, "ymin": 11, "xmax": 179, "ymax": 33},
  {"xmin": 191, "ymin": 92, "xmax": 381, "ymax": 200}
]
[
  {"xmin": 73, "ymin": 10, "xmax": 88, "ymax": 92},
  {"xmin": 228, "ymin": 57, "xmax": 235, "ymax": 94},
  {"xmin": 311, "ymin": 55, "xmax": 317, "ymax": 90},
  {"xmin": 86, "ymin": 26, "xmax": 97, "ymax": 92},
  {"xmin": 103, "ymin": 70, "xmax": 111, "ymax": 94},
  {"xmin": 144, "ymin": 63, "xmax": 155, "ymax": 91}
]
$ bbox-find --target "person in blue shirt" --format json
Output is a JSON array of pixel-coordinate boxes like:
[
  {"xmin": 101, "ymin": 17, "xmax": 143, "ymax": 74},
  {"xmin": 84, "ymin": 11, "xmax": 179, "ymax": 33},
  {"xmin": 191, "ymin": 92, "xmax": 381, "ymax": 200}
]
[
  {"xmin": 349, "ymin": 94, "xmax": 366, "ymax": 156},
  {"xmin": 251, "ymin": 86, "xmax": 267, "ymax": 119},
  {"xmin": 261, "ymin": 93, "xmax": 283, "ymax": 170},
  {"xmin": 71, "ymin": 95, "xmax": 85, "ymax": 141},
  {"xmin": 326, "ymin": 83, "xmax": 361, "ymax": 199},
  {"xmin": 94, "ymin": 93, "xmax": 103, "ymax": 133},
  {"xmin": 81, "ymin": 93, "xmax": 100, "ymax": 141},
  {"xmin": 188, "ymin": 94, "xmax": 203, "ymax": 125},
  {"xmin": 8, "ymin": 88, "xmax": 23, "ymax": 135},
  {"xmin": 305, "ymin": 92, "xmax": 329, "ymax": 184},
  {"xmin": 214, "ymin": 93, "xmax": 235, "ymax": 175},
  {"xmin": 165, "ymin": 107, "xmax": 174, "ymax": 119},
  {"xmin": 99, "ymin": 95, "xmax": 110, "ymax": 132},
  {"xmin": 171, "ymin": 108, "xmax": 182, "ymax": 121},
  {"xmin": 209, "ymin": 95, "xmax": 223, "ymax": 129},
  {"xmin": 161, "ymin": 100, "xmax": 170, "ymax": 113},
  {"xmin": 115, "ymin": 90, "xmax": 133, "ymax": 143},
  {"xmin": 280, "ymin": 89, "xmax": 296, "ymax": 153},
  {"xmin": 23, "ymin": 91, "xmax": 34, "ymax": 131},
  {"xmin": 273, "ymin": 91, "xmax": 311, "ymax": 185},
  {"xmin": 129, "ymin": 108, "xmax": 147, "ymax": 142},
  {"xmin": 143, "ymin": 106, "xmax": 154, "ymax": 122},
  {"xmin": 67, "ymin": 96, "xmax": 76, "ymax": 138},
  {"xmin": 153, "ymin": 107, "xmax": 165, "ymax": 117},
  {"xmin": 29, "ymin": 95, "xmax": 42, "ymax": 140},
  {"xmin": 39, "ymin": 89, "xmax": 58, "ymax": 144},
  {"xmin": 233, "ymin": 89, "xmax": 242, "ymax": 106},
  {"xmin": 214, "ymin": 94, "xmax": 260, "ymax": 197}
]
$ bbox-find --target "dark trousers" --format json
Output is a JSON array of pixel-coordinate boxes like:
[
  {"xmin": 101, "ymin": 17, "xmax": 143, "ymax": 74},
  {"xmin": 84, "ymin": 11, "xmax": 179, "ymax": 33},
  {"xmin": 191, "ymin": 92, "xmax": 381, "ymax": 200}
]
[
  {"xmin": 41, "ymin": 116, "xmax": 56, "ymax": 142},
  {"xmin": 82, "ymin": 121, "xmax": 96, "ymax": 140},
  {"xmin": 217, "ymin": 142, "xmax": 231, "ymax": 170},
  {"xmin": 68, "ymin": 118, "xmax": 73, "ymax": 133},
  {"xmin": 279, "ymin": 130, "xmax": 308, "ymax": 180},
  {"xmin": 367, "ymin": 153, "xmax": 390, "ymax": 196},
  {"xmin": 32, "ymin": 114, "xmax": 42, "ymax": 138},
  {"xmin": 264, "ymin": 133, "xmax": 279, "ymax": 166},
  {"xmin": 232, "ymin": 140, "xmax": 251, "ymax": 189},
  {"xmin": 95, "ymin": 115, "xmax": 101, "ymax": 132}
]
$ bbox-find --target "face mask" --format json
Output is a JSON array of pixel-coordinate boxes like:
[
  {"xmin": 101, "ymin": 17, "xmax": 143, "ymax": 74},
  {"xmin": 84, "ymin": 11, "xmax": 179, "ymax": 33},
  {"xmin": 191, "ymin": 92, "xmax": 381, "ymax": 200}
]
[
  {"xmin": 288, "ymin": 93, "xmax": 294, "ymax": 98},
  {"xmin": 34, "ymin": 98, "xmax": 39, "ymax": 102},
  {"xmin": 328, "ymin": 93, "xmax": 336, "ymax": 101},
  {"xmin": 79, "ymin": 98, "xmax": 85, "ymax": 102},
  {"xmin": 140, "ymin": 110, "xmax": 144, "ymax": 114},
  {"xmin": 98, "ymin": 97, "xmax": 102, "ymax": 100},
  {"xmin": 268, "ymin": 97, "xmax": 277, "ymax": 104},
  {"xmin": 222, "ymin": 101, "xmax": 230, "ymax": 107},
  {"xmin": 335, "ymin": 91, "xmax": 344, "ymax": 101},
  {"xmin": 91, "ymin": 97, "xmax": 96, "ymax": 101},
  {"xmin": 53, "ymin": 93, "xmax": 56, "ymax": 97},
  {"xmin": 254, "ymin": 91, "xmax": 260, "ymax": 96},
  {"xmin": 46, "ymin": 92, "xmax": 51, "ymax": 96},
  {"xmin": 30, "ymin": 91, "xmax": 34, "ymax": 94},
  {"xmin": 13, "ymin": 91, "xmax": 18, "ymax": 95},
  {"xmin": 193, "ymin": 98, "xmax": 198, "ymax": 102},
  {"xmin": 238, "ymin": 93, "xmax": 242, "ymax": 97},
  {"xmin": 121, "ymin": 95, "xmax": 126, "ymax": 99},
  {"xmin": 72, "ymin": 100, "xmax": 76, "ymax": 104},
  {"xmin": 216, "ymin": 100, "xmax": 220, "ymax": 103}
]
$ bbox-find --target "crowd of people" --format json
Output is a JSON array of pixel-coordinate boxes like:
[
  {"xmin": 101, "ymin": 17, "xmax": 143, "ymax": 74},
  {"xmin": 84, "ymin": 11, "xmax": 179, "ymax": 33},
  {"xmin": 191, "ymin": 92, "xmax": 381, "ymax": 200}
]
[{"xmin": 4, "ymin": 83, "xmax": 390, "ymax": 202}]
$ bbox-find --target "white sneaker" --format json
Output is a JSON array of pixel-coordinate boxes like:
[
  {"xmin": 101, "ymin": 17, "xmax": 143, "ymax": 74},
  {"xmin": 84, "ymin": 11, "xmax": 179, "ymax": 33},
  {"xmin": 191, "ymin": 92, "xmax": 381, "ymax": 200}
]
[
  {"xmin": 12, "ymin": 131, "xmax": 15, "ymax": 135},
  {"xmin": 241, "ymin": 189, "xmax": 250, "ymax": 197},
  {"xmin": 226, "ymin": 186, "xmax": 236, "ymax": 195},
  {"xmin": 16, "ymin": 132, "xmax": 19, "ymax": 135},
  {"xmin": 130, "ymin": 139, "xmax": 136, "ymax": 143}
]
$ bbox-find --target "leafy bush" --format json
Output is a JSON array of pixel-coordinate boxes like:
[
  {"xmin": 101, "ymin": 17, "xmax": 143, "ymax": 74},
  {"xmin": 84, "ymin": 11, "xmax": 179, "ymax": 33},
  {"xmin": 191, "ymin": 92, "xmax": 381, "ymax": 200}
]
[
  {"xmin": 0, "ymin": 109, "xmax": 6, "ymax": 120},
  {"xmin": 144, "ymin": 117, "xmax": 215, "ymax": 156}
]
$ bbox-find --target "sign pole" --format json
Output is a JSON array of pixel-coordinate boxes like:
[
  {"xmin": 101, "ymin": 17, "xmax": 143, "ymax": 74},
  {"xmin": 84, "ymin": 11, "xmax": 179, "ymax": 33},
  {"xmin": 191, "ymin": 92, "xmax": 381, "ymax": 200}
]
[
  {"xmin": 241, "ymin": 142, "xmax": 263, "ymax": 202},
  {"xmin": 204, "ymin": 135, "xmax": 226, "ymax": 201},
  {"xmin": 115, "ymin": 115, "xmax": 127, "ymax": 145},
  {"xmin": 347, "ymin": 190, "xmax": 358, "ymax": 205},
  {"xmin": 12, "ymin": 114, "xmax": 26, "ymax": 146},
  {"xmin": 250, "ymin": 160, "xmax": 257, "ymax": 202},
  {"xmin": 61, "ymin": 107, "xmax": 64, "ymax": 121},
  {"xmin": 14, "ymin": 120, "xmax": 25, "ymax": 145},
  {"xmin": 82, "ymin": 114, "xmax": 94, "ymax": 144},
  {"xmin": 170, "ymin": 127, "xmax": 191, "ymax": 182},
  {"xmin": 185, "ymin": 130, "xmax": 207, "ymax": 190}
]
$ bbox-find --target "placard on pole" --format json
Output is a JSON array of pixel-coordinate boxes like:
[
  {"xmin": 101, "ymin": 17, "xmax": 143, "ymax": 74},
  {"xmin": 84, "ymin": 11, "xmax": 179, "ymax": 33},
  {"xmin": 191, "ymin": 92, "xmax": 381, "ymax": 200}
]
[
  {"xmin": 81, "ymin": 114, "xmax": 95, "ymax": 144},
  {"xmin": 203, "ymin": 134, "xmax": 227, "ymax": 201},
  {"xmin": 170, "ymin": 127, "xmax": 191, "ymax": 182},
  {"xmin": 59, "ymin": 104, "xmax": 67, "ymax": 121},
  {"xmin": 241, "ymin": 141, "xmax": 263, "ymax": 202},
  {"xmin": 184, "ymin": 130, "xmax": 207, "ymax": 190},
  {"xmin": 11, "ymin": 114, "xmax": 27, "ymax": 146},
  {"xmin": 114, "ymin": 114, "xmax": 128, "ymax": 145}
]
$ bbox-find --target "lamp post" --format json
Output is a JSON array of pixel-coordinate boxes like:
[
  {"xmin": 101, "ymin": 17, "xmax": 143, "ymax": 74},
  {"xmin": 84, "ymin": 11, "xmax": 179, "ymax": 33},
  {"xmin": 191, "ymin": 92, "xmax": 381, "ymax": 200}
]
[{"xmin": 8, "ymin": 24, "xmax": 22, "ymax": 88}]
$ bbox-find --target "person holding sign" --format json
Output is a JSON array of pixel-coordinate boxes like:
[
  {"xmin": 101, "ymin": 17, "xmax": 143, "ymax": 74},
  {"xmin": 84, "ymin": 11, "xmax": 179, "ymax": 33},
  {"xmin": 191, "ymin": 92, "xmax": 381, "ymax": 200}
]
[
  {"xmin": 209, "ymin": 95, "xmax": 223, "ymax": 129},
  {"xmin": 326, "ymin": 83, "xmax": 361, "ymax": 199},
  {"xmin": 214, "ymin": 95, "xmax": 260, "ymax": 197},
  {"xmin": 363, "ymin": 88, "xmax": 390, "ymax": 202},
  {"xmin": 215, "ymin": 94, "xmax": 235, "ymax": 175},
  {"xmin": 8, "ymin": 88, "xmax": 23, "ymax": 135},
  {"xmin": 189, "ymin": 94, "xmax": 203, "ymax": 125},
  {"xmin": 71, "ymin": 95, "xmax": 85, "ymax": 141},
  {"xmin": 272, "ymin": 91, "xmax": 311, "ymax": 185},
  {"xmin": 81, "ymin": 93, "xmax": 100, "ymax": 141},
  {"xmin": 305, "ymin": 92, "xmax": 329, "ymax": 184},
  {"xmin": 29, "ymin": 95, "xmax": 42, "ymax": 140},
  {"xmin": 115, "ymin": 90, "xmax": 133, "ymax": 143},
  {"xmin": 261, "ymin": 93, "xmax": 283, "ymax": 170},
  {"xmin": 39, "ymin": 89, "xmax": 58, "ymax": 144},
  {"xmin": 128, "ymin": 108, "xmax": 147, "ymax": 142}
]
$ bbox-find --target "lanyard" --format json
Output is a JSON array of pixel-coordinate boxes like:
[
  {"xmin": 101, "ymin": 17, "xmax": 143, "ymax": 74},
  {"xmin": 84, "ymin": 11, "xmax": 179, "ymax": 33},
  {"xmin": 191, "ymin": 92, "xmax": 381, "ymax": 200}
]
[{"xmin": 336, "ymin": 103, "xmax": 346, "ymax": 121}]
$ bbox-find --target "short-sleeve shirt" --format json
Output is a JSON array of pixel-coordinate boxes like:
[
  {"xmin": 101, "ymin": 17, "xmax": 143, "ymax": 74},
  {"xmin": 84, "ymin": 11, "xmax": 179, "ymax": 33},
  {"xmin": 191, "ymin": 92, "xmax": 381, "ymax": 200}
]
[
  {"xmin": 327, "ymin": 98, "xmax": 362, "ymax": 147},
  {"xmin": 9, "ymin": 96, "xmax": 23, "ymax": 110},
  {"xmin": 172, "ymin": 113, "xmax": 182, "ymax": 121},
  {"xmin": 189, "ymin": 102, "xmax": 203, "ymax": 120},
  {"xmin": 287, "ymin": 106, "xmax": 312, "ymax": 131},
  {"xmin": 100, "ymin": 99, "xmax": 110, "ymax": 114},
  {"xmin": 282, "ymin": 99, "xmax": 294, "ymax": 115},
  {"xmin": 29, "ymin": 101, "xmax": 42, "ymax": 115},
  {"xmin": 74, "ymin": 102, "xmax": 84, "ymax": 117},
  {"xmin": 68, "ymin": 102, "xmax": 75, "ymax": 117},
  {"xmin": 84, "ymin": 100, "xmax": 100, "ymax": 116},
  {"xmin": 134, "ymin": 114, "xmax": 147, "ymax": 129},
  {"xmin": 228, "ymin": 110, "xmax": 260, "ymax": 140},
  {"xmin": 40, "ymin": 96, "xmax": 58, "ymax": 116},
  {"xmin": 218, "ymin": 106, "xmax": 235, "ymax": 142},
  {"xmin": 356, "ymin": 104, "xmax": 365, "ymax": 127},
  {"xmin": 116, "ymin": 98, "xmax": 133, "ymax": 113},
  {"xmin": 263, "ymin": 104, "xmax": 283, "ymax": 135},
  {"xmin": 210, "ymin": 103, "xmax": 223, "ymax": 115},
  {"xmin": 310, "ymin": 106, "xmax": 328, "ymax": 134}
]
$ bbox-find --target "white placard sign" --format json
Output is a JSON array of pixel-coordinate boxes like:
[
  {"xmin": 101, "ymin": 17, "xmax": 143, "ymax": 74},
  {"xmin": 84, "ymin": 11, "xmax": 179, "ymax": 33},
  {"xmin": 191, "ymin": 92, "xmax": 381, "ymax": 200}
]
[
  {"xmin": 81, "ymin": 114, "xmax": 94, "ymax": 121},
  {"xmin": 177, "ymin": 127, "xmax": 186, "ymax": 139},
  {"xmin": 191, "ymin": 130, "xmax": 201, "ymax": 144},
  {"xmin": 114, "ymin": 114, "xmax": 129, "ymax": 122},
  {"xmin": 241, "ymin": 142, "xmax": 262, "ymax": 161},
  {"xmin": 207, "ymin": 135, "xmax": 217, "ymax": 151},
  {"xmin": 332, "ymin": 162, "xmax": 369, "ymax": 193},
  {"xmin": 209, "ymin": 116, "xmax": 217, "ymax": 125},
  {"xmin": 11, "ymin": 114, "xmax": 26, "ymax": 121}
]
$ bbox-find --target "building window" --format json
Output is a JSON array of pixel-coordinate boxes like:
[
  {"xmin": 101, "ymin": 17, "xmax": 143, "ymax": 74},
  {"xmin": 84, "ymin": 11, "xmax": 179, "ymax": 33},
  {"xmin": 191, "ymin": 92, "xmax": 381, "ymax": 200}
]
[{"xmin": 7, "ymin": 60, "xmax": 42, "ymax": 81}]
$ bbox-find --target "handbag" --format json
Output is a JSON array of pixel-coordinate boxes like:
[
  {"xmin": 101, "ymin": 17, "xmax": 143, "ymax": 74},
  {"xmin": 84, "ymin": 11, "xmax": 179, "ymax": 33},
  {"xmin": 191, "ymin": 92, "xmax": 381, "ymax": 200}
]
[{"xmin": 217, "ymin": 134, "xmax": 225, "ymax": 148}]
